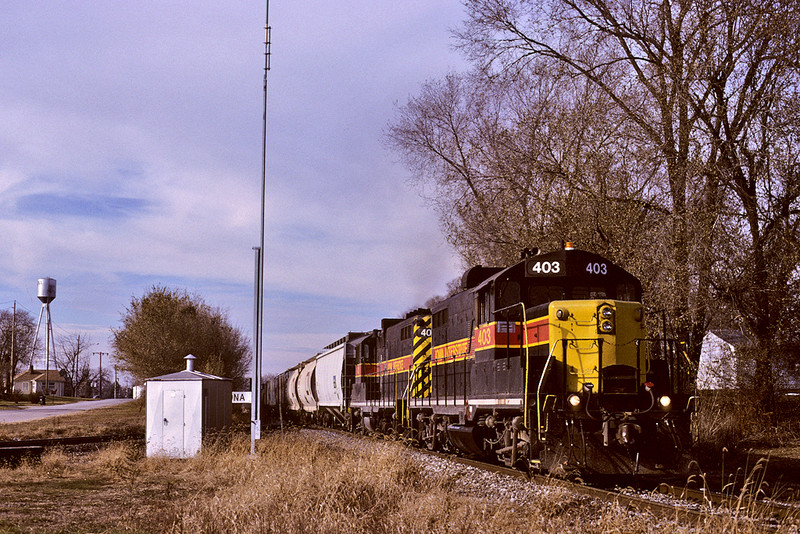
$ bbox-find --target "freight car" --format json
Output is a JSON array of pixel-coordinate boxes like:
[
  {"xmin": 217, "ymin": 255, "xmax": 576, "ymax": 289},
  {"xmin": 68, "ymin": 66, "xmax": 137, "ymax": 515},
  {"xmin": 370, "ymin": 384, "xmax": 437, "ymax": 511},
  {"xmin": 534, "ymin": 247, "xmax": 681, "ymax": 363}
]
[
  {"xmin": 265, "ymin": 244, "xmax": 695, "ymax": 477},
  {"xmin": 266, "ymin": 333, "xmax": 367, "ymax": 428}
]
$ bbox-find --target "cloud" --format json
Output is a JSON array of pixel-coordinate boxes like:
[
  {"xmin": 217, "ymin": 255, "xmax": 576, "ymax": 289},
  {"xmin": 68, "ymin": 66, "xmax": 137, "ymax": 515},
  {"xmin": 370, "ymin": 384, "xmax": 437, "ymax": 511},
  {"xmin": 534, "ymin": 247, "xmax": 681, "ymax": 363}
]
[
  {"xmin": 14, "ymin": 193, "xmax": 151, "ymax": 219},
  {"xmin": 0, "ymin": 2, "xmax": 468, "ymax": 376}
]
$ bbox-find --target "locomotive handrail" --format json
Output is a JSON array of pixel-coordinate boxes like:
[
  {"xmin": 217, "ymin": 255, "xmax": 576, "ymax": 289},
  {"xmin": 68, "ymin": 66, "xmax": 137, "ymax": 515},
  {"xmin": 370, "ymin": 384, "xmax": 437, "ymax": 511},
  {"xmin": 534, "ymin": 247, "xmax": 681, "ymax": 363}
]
[
  {"xmin": 493, "ymin": 302, "xmax": 530, "ymax": 428},
  {"xmin": 401, "ymin": 365, "xmax": 423, "ymax": 425},
  {"xmin": 534, "ymin": 337, "xmax": 605, "ymax": 442},
  {"xmin": 492, "ymin": 303, "xmax": 526, "ymax": 316},
  {"xmin": 536, "ymin": 339, "xmax": 564, "ymax": 443}
]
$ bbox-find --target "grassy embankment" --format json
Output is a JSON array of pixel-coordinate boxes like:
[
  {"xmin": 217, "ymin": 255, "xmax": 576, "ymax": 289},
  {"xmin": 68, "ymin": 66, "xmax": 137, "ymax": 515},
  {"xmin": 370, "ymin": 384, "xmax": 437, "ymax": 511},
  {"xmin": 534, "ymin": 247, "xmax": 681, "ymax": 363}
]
[
  {"xmin": 0, "ymin": 401, "xmax": 793, "ymax": 533},
  {"xmin": 0, "ymin": 398, "xmax": 145, "ymax": 441}
]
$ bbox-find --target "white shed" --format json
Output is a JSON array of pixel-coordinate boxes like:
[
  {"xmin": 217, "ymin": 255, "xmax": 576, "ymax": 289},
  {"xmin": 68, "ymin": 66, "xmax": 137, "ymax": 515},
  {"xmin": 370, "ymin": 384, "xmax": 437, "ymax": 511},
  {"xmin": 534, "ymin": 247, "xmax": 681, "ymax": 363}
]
[
  {"xmin": 145, "ymin": 355, "xmax": 232, "ymax": 458},
  {"xmin": 697, "ymin": 330, "xmax": 749, "ymax": 390}
]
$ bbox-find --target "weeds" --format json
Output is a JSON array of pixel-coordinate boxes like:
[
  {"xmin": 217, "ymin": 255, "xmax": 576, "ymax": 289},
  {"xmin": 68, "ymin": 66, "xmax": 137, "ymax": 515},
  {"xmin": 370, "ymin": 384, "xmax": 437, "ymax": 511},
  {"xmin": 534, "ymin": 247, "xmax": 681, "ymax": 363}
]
[
  {"xmin": 695, "ymin": 391, "xmax": 800, "ymax": 456},
  {"xmin": 0, "ymin": 430, "xmax": 797, "ymax": 532}
]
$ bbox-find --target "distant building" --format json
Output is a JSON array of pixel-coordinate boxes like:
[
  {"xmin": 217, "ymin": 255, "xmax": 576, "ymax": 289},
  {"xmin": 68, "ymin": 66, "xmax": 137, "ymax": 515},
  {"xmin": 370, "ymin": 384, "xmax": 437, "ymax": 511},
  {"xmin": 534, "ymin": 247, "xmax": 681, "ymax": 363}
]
[
  {"xmin": 697, "ymin": 329, "xmax": 800, "ymax": 393},
  {"xmin": 13, "ymin": 368, "xmax": 66, "ymax": 396},
  {"xmin": 696, "ymin": 330, "xmax": 750, "ymax": 390}
]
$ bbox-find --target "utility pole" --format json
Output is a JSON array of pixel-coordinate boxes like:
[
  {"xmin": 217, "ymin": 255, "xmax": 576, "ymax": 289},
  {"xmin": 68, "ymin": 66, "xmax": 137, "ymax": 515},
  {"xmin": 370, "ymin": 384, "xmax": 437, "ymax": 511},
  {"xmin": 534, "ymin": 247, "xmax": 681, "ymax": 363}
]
[{"xmin": 93, "ymin": 352, "xmax": 108, "ymax": 397}]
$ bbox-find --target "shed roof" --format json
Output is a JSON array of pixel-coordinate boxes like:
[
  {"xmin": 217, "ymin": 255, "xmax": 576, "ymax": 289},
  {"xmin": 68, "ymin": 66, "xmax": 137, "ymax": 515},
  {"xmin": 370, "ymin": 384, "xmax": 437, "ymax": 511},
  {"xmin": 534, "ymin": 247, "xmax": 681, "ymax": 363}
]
[
  {"xmin": 709, "ymin": 329, "xmax": 749, "ymax": 347},
  {"xmin": 146, "ymin": 369, "xmax": 230, "ymax": 382}
]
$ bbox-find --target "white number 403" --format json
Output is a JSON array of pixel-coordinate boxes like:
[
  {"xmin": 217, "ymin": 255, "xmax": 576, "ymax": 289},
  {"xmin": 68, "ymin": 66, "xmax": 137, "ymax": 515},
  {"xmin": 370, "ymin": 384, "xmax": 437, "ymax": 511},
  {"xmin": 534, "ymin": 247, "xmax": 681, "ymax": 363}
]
[
  {"xmin": 586, "ymin": 262, "xmax": 608, "ymax": 275},
  {"xmin": 529, "ymin": 261, "xmax": 561, "ymax": 274}
]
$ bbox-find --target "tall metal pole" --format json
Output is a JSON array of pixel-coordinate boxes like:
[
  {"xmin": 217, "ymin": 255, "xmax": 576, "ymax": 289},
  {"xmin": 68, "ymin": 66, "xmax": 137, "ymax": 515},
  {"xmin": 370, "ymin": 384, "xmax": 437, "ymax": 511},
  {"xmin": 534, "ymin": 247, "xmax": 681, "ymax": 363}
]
[
  {"xmin": 252, "ymin": 246, "xmax": 262, "ymax": 452},
  {"xmin": 252, "ymin": 0, "xmax": 271, "ymax": 454}
]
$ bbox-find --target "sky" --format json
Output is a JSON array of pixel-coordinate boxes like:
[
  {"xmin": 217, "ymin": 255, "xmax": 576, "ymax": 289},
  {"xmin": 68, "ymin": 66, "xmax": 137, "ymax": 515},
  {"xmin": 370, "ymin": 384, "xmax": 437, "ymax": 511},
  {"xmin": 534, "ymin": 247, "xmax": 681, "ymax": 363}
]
[{"xmin": 0, "ymin": 2, "xmax": 469, "ymax": 379}]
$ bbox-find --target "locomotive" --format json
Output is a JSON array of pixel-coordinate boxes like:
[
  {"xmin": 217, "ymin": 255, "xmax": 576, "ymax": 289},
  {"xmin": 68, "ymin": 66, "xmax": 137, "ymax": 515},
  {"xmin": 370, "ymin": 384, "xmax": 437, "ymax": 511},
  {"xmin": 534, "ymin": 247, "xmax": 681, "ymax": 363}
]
[{"xmin": 264, "ymin": 244, "xmax": 695, "ymax": 477}]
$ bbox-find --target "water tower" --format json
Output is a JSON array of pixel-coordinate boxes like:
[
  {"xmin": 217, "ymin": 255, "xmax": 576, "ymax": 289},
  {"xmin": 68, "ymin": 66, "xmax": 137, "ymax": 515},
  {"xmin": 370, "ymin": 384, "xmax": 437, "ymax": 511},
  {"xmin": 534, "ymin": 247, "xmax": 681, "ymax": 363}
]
[
  {"xmin": 32, "ymin": 278, "xmax": 56, "ymax": 398},
  {"xmin": 38, "ymin": 278, "xmax": 56, "ymax": 303}
]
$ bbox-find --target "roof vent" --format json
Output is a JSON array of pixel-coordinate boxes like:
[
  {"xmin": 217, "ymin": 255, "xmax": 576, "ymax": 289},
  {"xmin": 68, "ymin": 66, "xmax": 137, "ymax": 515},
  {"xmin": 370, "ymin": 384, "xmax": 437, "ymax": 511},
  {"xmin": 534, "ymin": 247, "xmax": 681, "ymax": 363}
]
[{"xmin": 185, "ymin": 354, "xmax": 196, "ymax": 372}]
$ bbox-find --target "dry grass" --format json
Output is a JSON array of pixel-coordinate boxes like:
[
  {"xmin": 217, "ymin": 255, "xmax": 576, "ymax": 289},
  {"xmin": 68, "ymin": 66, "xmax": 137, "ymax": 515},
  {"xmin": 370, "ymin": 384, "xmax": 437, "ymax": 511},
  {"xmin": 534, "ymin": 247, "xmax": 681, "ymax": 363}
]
[
  {"xmin": 0, "ymin": 430, "xmax": 794, "ymax": 534},
  {"xmin": 694, "ymin": 392, "xmax": 762, "ymax": 455},
  {"xmin": 694, "ymin": 391, "xmax": 800, "ymax": 493}
]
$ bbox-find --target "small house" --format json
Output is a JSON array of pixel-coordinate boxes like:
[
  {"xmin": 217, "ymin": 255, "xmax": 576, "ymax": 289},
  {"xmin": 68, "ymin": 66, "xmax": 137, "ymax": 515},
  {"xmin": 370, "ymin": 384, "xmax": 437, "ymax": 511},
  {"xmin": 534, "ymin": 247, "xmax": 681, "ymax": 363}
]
[{"xmin": 12, "ymin": 368, "xmax": 66, "ymax": 396}]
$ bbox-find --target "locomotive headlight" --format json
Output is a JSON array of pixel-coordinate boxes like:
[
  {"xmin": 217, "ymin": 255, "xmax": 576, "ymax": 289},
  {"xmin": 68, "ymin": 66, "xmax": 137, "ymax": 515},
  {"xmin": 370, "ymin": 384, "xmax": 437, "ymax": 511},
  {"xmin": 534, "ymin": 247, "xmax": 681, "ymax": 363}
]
[
  {"xmin": 556, "ymin": 308, "xmax": 570, "ymax": 320},
  {"xmin": 597, "ymin": 305, "xmax": 615, "ymax": 334},
  {"xmin": 567, "ymin": 394, "xmax": 581, "ymax": 408},
  {"xmin": 658, "ymin": 395, "xmax": 672, "ymax": 409}
]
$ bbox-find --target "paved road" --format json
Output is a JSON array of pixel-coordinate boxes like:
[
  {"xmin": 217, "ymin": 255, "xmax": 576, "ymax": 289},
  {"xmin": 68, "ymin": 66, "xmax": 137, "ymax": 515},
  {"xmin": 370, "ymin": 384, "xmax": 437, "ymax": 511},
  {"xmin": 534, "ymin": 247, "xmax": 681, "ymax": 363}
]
[{"xmin": 0, "ymin": 398, "xmax": 133, "ymax": 424}]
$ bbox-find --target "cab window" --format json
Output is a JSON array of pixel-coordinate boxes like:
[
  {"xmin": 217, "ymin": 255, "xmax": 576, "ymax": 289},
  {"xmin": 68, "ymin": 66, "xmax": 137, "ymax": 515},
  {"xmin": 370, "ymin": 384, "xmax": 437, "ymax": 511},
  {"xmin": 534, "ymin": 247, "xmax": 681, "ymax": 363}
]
[
  {"xmin": 616, "ymin": 283, "xmax": 637, "ymax": 301},
  {"xmin": 571, "ymin": 286, "xmax": 607, "ymax": 299},
  {"xmin": 477, "ymin": 288, "xmax": 493, "ymax": 325},
  {"xmin": 527, "ymin": 285, "xmax": 566, "ymax": 306},
  {"xmin": 496, "ymin": 280, "xmax": 520, "ymax": 311}
]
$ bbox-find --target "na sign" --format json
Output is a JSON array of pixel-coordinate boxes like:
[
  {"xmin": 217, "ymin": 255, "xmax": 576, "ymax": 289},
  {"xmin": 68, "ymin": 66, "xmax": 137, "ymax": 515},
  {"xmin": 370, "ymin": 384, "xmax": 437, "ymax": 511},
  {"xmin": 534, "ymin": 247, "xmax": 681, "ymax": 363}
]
[{"xmin": 232, "ymin": 391, "xmax": 252, "ymax": 403}]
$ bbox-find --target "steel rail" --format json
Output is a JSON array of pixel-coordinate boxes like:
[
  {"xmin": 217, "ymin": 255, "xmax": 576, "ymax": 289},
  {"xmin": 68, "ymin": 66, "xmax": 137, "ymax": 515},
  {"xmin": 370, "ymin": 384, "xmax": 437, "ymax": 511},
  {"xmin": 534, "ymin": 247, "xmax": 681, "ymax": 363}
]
[{"xmin": 0, "ymin": 432, "xmax": 143, "ymax": 449}]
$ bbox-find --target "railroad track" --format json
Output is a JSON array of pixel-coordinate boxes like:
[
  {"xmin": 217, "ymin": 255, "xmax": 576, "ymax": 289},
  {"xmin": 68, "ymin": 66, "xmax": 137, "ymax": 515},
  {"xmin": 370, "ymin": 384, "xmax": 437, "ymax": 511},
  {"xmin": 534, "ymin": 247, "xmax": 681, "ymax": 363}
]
[
  {"xmin": 435, "ymin": 446, "xmax": 800, "ymax": 529},
  {"xmin": 10, "ymin": 426, "xmax": 794, "ymax": 528},
  {"xmin": 418, "ymin": 446, "xmax": 713, "ymax": 526},
  {"xmin": 438, "ymin": 446, "xmax": 800, "ymax": 530},
  {"xmin": 0, "ymin": 432, "xmax": 144, "ymax": 465},
  {"xmin": 656, "ymin": 483, "xmax": 800, "ymax": 527}
]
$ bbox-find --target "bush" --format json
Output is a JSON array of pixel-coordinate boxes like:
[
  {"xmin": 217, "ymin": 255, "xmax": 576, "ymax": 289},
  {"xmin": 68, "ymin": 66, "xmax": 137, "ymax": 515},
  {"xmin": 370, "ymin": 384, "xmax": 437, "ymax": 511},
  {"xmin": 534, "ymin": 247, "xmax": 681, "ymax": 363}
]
[
  {"xmin": 0, "ymin": 391, "xmax": 35, "ymax": 404},
  {"xmin": 695, "ymin": 391, "xmax": 760, "ymax": 462},
  {"xmin": 695, "ymin": 390, "xmax": 800, "ymax": 466}
]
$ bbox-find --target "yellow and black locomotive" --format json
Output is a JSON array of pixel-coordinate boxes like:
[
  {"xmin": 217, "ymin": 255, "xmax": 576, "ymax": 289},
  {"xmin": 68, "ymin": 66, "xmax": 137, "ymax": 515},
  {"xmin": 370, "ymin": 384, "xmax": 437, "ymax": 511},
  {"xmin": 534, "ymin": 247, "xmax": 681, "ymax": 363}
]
[{"xmin": 267, "ymin": 244, "xmax": 695, "ymax": 477}]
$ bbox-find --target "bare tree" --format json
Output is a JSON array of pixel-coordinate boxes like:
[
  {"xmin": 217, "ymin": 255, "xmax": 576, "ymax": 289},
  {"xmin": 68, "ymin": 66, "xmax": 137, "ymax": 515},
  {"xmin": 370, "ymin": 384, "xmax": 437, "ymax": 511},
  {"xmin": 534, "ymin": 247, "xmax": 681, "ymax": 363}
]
[
  {"xmin": 56, "ymin": 333, "xmax": 92, "ymax": 397},
  {"xmin": 0, "ymin": 307, "xmax": 37, "ymax": 394},
  {"xmin": 388, "ymin": 0, "xmax": 800, "ymax": 416},
  {"xmin": 707, "ymin": 83, "xmax": 800, "ymax": 412},
  {"xmin": 445, "ymin": 0, "xmax": 800, "ymax": 405},
  {"xmin": 453, "ymin": 0, "xmax": 735, "ymax": 371},
  {"xmin": 387, "ymin": 69, "xmax": 664, "ymax": 267}
]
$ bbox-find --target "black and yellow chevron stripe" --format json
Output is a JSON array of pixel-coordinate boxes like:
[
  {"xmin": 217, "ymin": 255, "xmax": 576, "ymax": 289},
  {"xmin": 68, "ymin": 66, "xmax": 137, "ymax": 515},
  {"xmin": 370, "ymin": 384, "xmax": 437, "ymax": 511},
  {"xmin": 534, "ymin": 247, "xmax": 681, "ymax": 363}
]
[{"xmin": 411, "ymin": 315, "xmax": 432, "ymax": 398}]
